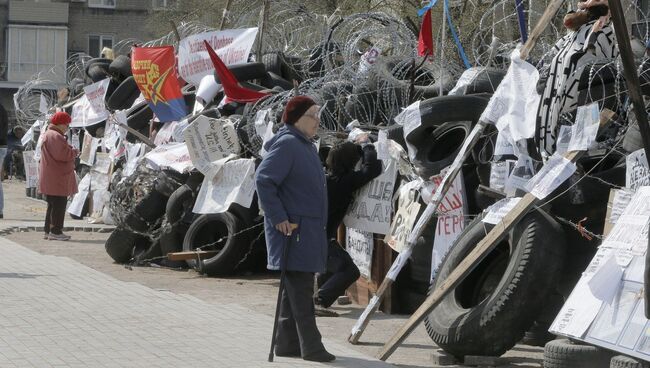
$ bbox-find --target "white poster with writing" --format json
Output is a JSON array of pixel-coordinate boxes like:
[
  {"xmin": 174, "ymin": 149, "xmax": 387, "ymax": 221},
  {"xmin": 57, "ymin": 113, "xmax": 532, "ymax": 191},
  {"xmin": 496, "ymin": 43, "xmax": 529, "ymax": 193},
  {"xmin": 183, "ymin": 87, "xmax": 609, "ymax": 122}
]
[
  {"xmin": 346, "ymin": 227, "xmax": 374, "ymax": 279},
  {"xmin": 429, "ymin": 170, "xmax": 467, "ymax": 280},
  {"xmin": 22, "ymin": 151, "xmax": 39, "ymax": 188},
  {"xmin": 384, "ymin": 180, "xmax": 421, "ymax": 253},
  {"xmin": 177, "ymin": 28, "xmax": 258, "ymax": 87},
  {"xmin": 626, "ymin": 149, "xmax": 650, "ymax": 190},
  {"xmin": 343, "ymin": 153, "xmax": 398, "ymax": 235},
  {"xmin": 193, "ymin": 158, "xmax": 256, "ymax": 214},
  {"xmin": 83, "ymin": 78, "xmax": 110, "ymax": 115},
  {"xmin": 184, "ymin": 115, "xmax": 241, "ymax": 174}
]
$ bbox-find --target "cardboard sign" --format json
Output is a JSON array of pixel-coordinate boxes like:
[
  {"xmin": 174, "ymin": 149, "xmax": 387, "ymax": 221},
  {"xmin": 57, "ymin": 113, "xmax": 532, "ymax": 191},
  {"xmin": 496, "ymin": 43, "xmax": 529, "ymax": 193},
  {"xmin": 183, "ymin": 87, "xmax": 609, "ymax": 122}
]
[
  {"xmin": 385, "ymin": 180, "xmax": 421, "ymax": 253},
  {"xmin": 131, "ymin": 46, "xmax": 187, "ymax": 122},
  {"xmin": 144, "ymin": 142, "xmax": 194, "ymax": 173},
  {"xmin": 429, "ymin": 170, "xmax": 467, "ymax": 280},
  {"xmin": 344, "ymin": 152, "xmax": 398, "ymax": 235},
  {"xmin": 83, "ymin": 78, "xmax": 110, "ymax": 114},
  {"xmin": 184, "ymin": 115, "xmax": 241, "ymax": 174},
  {"xmin": 192, "ymin": 157, "xmax": 256, "ymax": 214},
  {"xmin": 22, "ymin": 151, "xmax": 38, "ymax": 188},
  {"xmin": 177, "ymin": 28, "xmax": 258, "ymax": 87},
  {"xmin": 346, "ymin": 227, "xmax": 374, "ymax": 279},
  {"xmin": 626, "ymin": 149, "xmax": 650, "ymax": 190}
]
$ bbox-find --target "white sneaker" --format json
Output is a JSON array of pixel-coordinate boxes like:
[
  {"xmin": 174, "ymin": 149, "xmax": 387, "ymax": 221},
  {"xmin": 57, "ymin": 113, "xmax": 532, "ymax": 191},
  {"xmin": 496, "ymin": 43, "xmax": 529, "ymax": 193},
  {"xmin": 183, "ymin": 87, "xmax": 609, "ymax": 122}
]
[{"xmin": 48, "ymin": 233, "xmax": 71, "ymax": 241}]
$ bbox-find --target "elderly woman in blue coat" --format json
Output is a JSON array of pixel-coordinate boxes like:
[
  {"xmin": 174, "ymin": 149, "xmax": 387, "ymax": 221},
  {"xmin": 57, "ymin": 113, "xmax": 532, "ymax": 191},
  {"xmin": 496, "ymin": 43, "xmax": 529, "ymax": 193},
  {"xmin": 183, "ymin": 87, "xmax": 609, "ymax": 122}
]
[{"xmin": 255, "ymin": 95, "xmax": 334, "ymax": 362}]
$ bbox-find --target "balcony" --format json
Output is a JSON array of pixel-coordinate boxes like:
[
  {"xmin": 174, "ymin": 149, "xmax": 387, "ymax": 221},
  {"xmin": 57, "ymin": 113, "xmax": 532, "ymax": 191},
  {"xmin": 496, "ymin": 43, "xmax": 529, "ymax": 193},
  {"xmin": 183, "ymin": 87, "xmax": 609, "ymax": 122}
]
[{"xmin": 9, "ymin": 0, "xmax": 69, "ymax": 25}]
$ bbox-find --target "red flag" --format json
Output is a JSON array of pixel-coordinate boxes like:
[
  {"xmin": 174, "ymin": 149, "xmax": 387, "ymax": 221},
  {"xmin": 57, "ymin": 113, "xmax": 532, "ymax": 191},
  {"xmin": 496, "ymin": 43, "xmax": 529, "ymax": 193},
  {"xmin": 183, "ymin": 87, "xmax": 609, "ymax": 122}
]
[
  {"xmin": 203, "ymin": 41, "xmax": 269, "ymax": 104},
  {"xmin": 418, "ymin": 8, "xmax": 434, "ymax": 57},
  {"xmin": 131, "ymin": 46, "xmax": 187, "ymax": 122}
]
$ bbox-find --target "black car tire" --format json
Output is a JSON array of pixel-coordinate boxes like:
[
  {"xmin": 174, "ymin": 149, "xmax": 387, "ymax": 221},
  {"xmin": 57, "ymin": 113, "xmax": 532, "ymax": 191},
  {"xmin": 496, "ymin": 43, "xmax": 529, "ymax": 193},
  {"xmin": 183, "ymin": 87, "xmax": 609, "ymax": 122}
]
[{"xmin": 424, "ymin": 210, "xmax": 566, "ymax": 358}]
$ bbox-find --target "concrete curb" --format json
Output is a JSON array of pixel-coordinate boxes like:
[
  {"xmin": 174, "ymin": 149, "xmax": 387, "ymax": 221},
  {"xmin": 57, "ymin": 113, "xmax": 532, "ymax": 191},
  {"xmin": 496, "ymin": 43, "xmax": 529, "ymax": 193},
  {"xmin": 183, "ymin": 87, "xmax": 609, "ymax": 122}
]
[{"xmin": 0, "ymin": 224, "xmax": 114, "ymax": 236}]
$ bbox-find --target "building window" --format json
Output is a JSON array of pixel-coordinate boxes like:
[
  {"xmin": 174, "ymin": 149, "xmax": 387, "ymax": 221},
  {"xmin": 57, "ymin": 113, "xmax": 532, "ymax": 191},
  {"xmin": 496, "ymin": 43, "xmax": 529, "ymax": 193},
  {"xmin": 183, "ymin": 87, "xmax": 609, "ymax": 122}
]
[
  {"xmin": 153, "ymin": 0, "xmax": 174, "ymax": 9},
  {"xmin": 88, "ymin": 35, "xmax": 114, "ymax": 58},
  {"xmin": 88, "ymin": 0, "xmax": 116, "ymax": 9}
]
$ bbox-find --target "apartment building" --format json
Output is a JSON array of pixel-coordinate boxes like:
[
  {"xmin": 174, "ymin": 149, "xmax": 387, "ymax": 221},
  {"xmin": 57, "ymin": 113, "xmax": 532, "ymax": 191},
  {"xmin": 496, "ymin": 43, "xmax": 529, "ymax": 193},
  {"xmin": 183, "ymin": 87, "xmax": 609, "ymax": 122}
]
[{"xmin": 0, "ymin": 0, "xmax": 166, "ymax": 126}]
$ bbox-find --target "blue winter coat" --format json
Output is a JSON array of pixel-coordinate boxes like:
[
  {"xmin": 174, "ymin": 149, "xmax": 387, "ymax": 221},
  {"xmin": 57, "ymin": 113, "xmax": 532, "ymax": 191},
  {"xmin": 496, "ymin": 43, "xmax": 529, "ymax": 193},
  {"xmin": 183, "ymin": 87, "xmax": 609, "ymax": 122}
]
[{"xmin": 255, "ymin": 125, "xmax": 328, "ymax": 273}]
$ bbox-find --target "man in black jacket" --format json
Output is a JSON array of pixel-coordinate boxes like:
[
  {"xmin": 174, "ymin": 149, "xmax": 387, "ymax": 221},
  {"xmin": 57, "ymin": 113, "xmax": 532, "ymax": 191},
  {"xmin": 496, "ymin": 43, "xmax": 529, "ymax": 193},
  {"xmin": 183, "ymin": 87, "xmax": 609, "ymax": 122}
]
[{"xmin": 315, "ymin": 136, "xmax": 382, "ymax": 309}]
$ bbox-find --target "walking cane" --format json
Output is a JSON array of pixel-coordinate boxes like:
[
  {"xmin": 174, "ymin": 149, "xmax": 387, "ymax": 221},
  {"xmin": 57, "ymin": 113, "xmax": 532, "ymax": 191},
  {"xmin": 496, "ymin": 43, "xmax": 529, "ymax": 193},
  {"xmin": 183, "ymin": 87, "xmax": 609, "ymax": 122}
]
[{"xmin": 268, "ymin": 223, "xmax": 298, "ymax": 362}]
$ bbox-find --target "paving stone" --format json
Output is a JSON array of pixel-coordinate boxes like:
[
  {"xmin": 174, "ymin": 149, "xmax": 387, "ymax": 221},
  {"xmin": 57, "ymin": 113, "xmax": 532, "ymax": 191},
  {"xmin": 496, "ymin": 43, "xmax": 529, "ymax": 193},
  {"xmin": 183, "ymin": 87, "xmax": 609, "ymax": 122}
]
[
  {"xmin": 463, "ymin": 355, "xmax": 504, "ymax": 366},
  {"xmin": 431, "ymin": 349, "xmax": 458, "ymax": 366},
  {"xmin": 0, "ymin": 236, "xmax": 394, "ymax": 368}
]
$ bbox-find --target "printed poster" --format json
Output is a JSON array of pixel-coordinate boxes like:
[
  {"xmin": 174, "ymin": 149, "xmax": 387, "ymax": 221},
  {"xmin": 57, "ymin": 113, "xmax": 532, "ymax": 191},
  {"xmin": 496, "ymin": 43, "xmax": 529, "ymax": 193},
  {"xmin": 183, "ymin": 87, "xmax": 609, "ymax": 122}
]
[{"xmin": 346, "ymin": 228, "xmax": 374, "ymax": 279}]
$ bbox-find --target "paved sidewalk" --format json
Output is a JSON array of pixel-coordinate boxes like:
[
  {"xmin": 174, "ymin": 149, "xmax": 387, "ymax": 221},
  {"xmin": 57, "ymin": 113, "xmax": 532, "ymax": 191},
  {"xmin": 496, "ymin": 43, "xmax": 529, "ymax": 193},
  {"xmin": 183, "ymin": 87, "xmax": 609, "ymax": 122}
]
[{"xmin": 0, "ymin": 236, "xmax": 394, "ymax": 368}]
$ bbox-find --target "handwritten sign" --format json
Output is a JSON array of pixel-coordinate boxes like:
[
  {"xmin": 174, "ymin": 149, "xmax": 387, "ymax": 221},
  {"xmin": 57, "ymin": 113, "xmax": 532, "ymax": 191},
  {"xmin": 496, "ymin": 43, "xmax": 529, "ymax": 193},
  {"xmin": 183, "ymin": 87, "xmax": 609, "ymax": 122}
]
[
  {"xmin": 192, "ymin": 157, "xmax": 256, "ymax": 214},
  {"xmin": 346, "ymin": 228, "xmax": 374, "ymax": 279},
  {"xmin": 428, "ymin": 169, "xmax": 467, "ymax": 280},
  {"xmin": 344, "ymin": 152, "xmax": 398, "ymax": 235},
  {"xmin": 184, "ymin": 115, "xmax": 241, "ymax": 174},
  {"xmin": 178, "ymin": 28, "xmax": 258, "ymax": 87},
  {"xmin": 626, "ymin": 149, "xmax": 650, "ymax": 190}
]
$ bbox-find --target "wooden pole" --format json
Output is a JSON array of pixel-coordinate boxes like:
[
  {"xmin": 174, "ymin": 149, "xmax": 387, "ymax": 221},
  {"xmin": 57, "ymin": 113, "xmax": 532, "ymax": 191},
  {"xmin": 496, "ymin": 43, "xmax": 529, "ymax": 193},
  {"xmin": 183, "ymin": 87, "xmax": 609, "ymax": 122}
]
[
  {"xmin": 219, "ymin": 0, "xmax": 233, "ymax": 31},
  {"xmin": 608, "ymin": 1, "xmax": 650, "ymax": 161},
  {"xmin": 255, "ymin": 0, "xmax": 270, "ymax": 62},
  {"xmin": 170, "ymin": 20, "xmax": 181, "ymax": 43},
  {"xmin": 347, "ymin": 0, "xmax": 565, "ymax": 346}
]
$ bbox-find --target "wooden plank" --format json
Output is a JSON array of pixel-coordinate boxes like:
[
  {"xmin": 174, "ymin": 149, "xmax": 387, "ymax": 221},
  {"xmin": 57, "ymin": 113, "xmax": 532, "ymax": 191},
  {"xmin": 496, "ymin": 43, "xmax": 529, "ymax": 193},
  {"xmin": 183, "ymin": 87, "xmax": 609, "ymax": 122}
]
[
  {"xmin": 377, "ymin": 109, "xmax": 617, "ymax": 361},
  {"xmin": 167, "ymin": 251, "xmax": 218, "ymax": 261},
  {"xmin": 519, "ymin": 0, "xmax": 565, "ymax": 60}
]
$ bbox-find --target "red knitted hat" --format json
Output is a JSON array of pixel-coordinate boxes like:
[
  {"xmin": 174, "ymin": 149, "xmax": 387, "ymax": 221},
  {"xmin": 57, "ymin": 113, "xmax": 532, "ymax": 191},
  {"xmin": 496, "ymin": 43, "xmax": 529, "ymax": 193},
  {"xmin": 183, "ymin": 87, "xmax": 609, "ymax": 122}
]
[
  {"xmin": 282, "ymin": 95, "xmax": 316, "ymax": 125},
  {"xmin": 50, "ymin": 111, "xmax": 72, "ymax": 126}
]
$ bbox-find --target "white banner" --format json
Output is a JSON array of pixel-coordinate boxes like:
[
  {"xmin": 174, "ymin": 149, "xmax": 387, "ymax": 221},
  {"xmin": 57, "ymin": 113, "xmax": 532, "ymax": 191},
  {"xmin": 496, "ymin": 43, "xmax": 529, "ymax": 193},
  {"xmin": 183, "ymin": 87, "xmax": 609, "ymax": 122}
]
[
  {"xmin": 23, "ymin": 151, "xmax": 38, "ymax": 188},
  {"xmin": 144, "ymin": 142, "xmax": 194, "ymax": 173},
  {"xmin": 184, "ymin": 115, "xmax": 241, "ymax": 174},
  {"xmin": 346, "ymin": 227, "xmax": 374, "ymax": 279},
  {"xmin": 83, "ymin": 78, "xmax": 110, "ymax": 115},
  {"xmin": 178, "ymin": 28, "xmax": 258, "ymax": 87},
  {"xmin": 344, "ymin": 152, "xmax": 398, "ymax": 235},
  {"xmin": 192, "ymin": 157, "xmax": 256, "ymax": 214}
]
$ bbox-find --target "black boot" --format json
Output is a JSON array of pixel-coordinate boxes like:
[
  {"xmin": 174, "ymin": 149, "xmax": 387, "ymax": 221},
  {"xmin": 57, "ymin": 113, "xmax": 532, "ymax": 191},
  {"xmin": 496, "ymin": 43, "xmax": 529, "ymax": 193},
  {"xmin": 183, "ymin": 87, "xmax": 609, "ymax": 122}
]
[{"xmin": 303, "ymin": 350, "xmax": 335, "ymax": 362}]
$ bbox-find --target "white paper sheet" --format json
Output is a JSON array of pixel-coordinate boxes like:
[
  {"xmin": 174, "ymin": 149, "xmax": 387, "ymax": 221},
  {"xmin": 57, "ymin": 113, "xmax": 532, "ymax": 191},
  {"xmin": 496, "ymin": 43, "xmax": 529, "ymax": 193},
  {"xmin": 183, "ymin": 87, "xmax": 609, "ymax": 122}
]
[
  {"xmin": 192, "ymin": 158, "xmax": 256, "ymax": 214},
  {"xmin": 550, "ymin": 278, "xmax": 603, "ymax": 338},
  {"xmin": 83, "ymin": 78, "xmax": 110, "ymax": 115},
  {"xmin": 525, "ymin": 154, "xmax": 577, "ymax": 199},
  {"xmin": 489, "ymin": 160, "xmax": 515, "ymax": 191},
  {"xmin": 494, "ymin": 126, "xmax": 516, "ymax": 156},
  {"xmin": 610, "ymin": 189, "xmax": 633, "ymax": 225},
  {"xmin": 601, "ymin": 215, "xmax": 649, "ymax": 254},
  {"xmin": 556, "ymin": 125, "xmax": 572, "ymax": 155},
  {"xmin": 394, "ymin": 101, "xmax": 421, "ymax": 161},
  {"xmin": 384, "ymin": 181, "xmax": 421, "ymax": 253},
  {"xmin": 588, "ymin": 255, "xmax": 623, "ymax": 304},
  {"xmin": 505, "ymin": 156, "xmax": 536, "ymax": 195},
  {"xmin": 145, "ymin": 142, "xmax": 194, "ymax": 173},
  {"xmin": 448, "ymin": 67, "xmax": 482, "ymax": 96},
  {"xmin": 568, "ymin": 103, "xmax": 600, "ymax": 152},
  {"xmin": 482, "ymin": 197, "xmax": 522, "ymax": 225},
  {"xmin": 376, "ymin": 130, "xmax": 390, "ymax": 161}
]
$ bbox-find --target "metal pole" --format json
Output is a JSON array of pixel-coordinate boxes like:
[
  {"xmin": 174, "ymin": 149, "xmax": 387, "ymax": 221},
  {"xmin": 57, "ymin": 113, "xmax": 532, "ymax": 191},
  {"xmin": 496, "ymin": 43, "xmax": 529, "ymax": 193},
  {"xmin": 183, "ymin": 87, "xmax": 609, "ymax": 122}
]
[{"xmin": 608, "ymin": 1, "xmax": 650, "ymax": 161}]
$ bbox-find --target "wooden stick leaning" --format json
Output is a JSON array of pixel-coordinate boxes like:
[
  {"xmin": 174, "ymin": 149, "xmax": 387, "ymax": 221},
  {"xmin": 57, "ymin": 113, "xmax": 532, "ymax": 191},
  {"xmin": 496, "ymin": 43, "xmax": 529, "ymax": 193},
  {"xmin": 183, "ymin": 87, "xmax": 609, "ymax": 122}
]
[
  {"xmin": 347, "ymin": 0, "xmax": 566, "ymax": 345},
  {"xmin": 377, "ymin": 108, "xmax": 617, "ymax": 361},
  {"xmin": 108, "ymin": 114, "xmax": 157, "ymax": 149}
]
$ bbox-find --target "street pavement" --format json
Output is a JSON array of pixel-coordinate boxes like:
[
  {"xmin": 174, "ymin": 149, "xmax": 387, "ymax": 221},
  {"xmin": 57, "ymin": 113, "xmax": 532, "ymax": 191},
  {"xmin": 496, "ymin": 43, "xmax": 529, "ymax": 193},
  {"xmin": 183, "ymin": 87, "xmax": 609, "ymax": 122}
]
[{"xmin": 0, "ymin": 235, "xmax": 395, "ymax": 368}]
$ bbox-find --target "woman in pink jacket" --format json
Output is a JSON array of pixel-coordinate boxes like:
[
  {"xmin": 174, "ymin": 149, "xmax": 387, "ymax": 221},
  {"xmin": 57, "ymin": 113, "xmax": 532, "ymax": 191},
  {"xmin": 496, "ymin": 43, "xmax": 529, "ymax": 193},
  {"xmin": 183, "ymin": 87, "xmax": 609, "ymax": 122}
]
[{"xmin": 39, "ymin": 112, "xmax": 79, "ymax": 241}]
